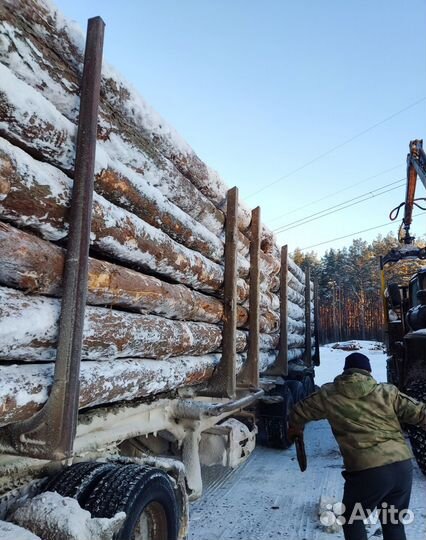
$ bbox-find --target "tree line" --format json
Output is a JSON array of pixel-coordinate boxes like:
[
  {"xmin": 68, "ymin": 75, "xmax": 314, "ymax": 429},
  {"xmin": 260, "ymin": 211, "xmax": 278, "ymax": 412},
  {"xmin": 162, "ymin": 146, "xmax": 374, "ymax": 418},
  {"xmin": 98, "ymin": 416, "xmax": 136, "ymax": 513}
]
[{"xmin": 292, "ymin": 233, "xmax": 425, "ymax": 345}]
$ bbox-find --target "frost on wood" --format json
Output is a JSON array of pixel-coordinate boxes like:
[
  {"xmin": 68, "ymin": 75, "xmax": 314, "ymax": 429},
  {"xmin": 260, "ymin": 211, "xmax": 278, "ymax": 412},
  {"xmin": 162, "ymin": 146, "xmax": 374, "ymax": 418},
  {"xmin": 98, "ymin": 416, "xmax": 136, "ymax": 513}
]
[
  {"xmin": 0, "ymin": 355, "xmax": 221, "ymax": 426},
  {"xmin": 0, "ymin": 138, "xmax": 250, "ymax": 299},
  {"xmin": 0, "ymin": 3, "xmax": 258, "ymax": 237},
  {"xmin": 0, "ymin": 286, "xmax": 250, "ymax": 361},
  {"xmin": 0, "ymin": 222, "xmax": 250, "ymax": 327},
  {"xmin": 0, "ymin": 66, "xmax": 279, "ymax": 279},
  {"xmin": 0, "ymin": 520, "xmax": 40, "ymax": 540},
  {"xmin": 10, "ymin": 492, "xmax": 125, "ymax": 540}
]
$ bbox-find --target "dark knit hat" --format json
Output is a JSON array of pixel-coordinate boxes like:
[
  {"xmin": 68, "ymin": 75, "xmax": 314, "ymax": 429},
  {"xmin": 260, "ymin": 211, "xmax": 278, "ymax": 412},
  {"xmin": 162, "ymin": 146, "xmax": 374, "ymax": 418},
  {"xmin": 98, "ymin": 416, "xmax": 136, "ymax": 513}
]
[{"xmin": 344, "ymin": 352, "xmax": 372, "ymax": 372}]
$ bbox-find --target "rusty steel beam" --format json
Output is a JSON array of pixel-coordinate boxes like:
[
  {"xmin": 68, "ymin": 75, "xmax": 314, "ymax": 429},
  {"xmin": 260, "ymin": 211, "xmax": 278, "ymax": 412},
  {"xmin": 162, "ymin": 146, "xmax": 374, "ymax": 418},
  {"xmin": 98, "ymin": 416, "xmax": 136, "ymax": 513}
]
[
  {"xmin": 304, "ymin": 266, "xmax": 312, "ymax": 367},
  {"xmin": 313, "ymin": 278, "xmax": 321, "ymax": 366},
  {"xmin": 2, "ymin": 17, "xmax": 105, "ymax": 460},
  {"xmin": 207, "ymin": 187, "xmax": 239, "ymax": 398},
  {"xmin": 239, "ymin": 206, "xmax": 261, "ymax": 387},
  {"xmin": 266, "ymin": 245, "xmax": 288, "ymax": 376}
]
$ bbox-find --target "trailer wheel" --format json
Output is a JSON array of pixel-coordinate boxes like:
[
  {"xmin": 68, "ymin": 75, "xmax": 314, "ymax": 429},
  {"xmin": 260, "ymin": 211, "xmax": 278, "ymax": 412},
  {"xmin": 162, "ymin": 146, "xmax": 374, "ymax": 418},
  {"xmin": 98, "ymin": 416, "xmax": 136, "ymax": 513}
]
[
  {"xmin": 258, "ymin": 383, "xmax": 294, "ymax": 449},
  {"xmin": 302, "ymin": 374, "xmax": 315, "ymax": 396},
  {"xmin": 286, "ymin": 380, "xmax": 305, "ymax": 403},
  {"xmin": 84, "ymin": 464, "xmax": 179, "ymax": 540},
  {"xmin": 44, "ymin": 462, "xmax": 116, "ymax": 505},
  {"xmin": 405, "ymin": 380, "xmax": 426, "ymax": 475}
]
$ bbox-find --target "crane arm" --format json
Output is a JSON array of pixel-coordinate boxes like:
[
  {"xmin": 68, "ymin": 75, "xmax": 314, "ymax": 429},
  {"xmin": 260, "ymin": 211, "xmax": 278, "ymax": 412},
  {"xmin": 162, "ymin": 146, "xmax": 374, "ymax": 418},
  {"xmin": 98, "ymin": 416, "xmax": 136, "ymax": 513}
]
[{"xmin": 401, "ymin": 139, "xmax": 426, "ymax": 244}]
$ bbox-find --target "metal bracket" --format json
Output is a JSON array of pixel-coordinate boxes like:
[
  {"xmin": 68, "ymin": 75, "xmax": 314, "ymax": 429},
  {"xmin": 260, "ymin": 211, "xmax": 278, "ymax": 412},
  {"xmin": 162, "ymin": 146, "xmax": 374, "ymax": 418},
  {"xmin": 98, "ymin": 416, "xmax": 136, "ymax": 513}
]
[
  {"xmin": 238, "ymin": 206, "xmax": 261, "ymax": 387},
  {"xmin": 207, "ymin": 187, "xmax": 239, "ymax": 398},
  {"xmin": 0, "ymin": 17, "xmax": 105, "ymax": 460}
]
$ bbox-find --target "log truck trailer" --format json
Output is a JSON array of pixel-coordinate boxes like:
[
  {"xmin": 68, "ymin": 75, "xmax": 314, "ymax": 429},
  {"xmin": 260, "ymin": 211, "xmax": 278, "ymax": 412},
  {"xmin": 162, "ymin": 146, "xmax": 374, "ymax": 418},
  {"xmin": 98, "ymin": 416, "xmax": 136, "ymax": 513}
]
[
  {"xmin": 0, "ymin": 12, "xmax": 319, "ymax": 540},
  {"xmin": 380, "ymin": 139, "xmax": 426, "ymax": 475}
]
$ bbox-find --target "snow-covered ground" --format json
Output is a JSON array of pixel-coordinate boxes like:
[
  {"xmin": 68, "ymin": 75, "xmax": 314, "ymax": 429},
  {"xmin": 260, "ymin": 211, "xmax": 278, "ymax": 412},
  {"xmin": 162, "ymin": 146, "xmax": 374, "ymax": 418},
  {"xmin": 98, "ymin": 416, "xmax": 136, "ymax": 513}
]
[
  {"xmin": 315, "ymin": 340, "xmax": 387, "ymax": 386},
  {"xmin": 189, "ymin": 342, "xmax": 426, "ymax": 540}
]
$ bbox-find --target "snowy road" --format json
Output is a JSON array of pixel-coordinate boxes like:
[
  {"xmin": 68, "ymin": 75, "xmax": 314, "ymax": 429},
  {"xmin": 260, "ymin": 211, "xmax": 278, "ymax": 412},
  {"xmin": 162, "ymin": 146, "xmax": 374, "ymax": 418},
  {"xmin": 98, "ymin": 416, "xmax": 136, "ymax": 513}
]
[{"xmin": 188, "ymin": 343, "xmax": 426, "ymax": 540}]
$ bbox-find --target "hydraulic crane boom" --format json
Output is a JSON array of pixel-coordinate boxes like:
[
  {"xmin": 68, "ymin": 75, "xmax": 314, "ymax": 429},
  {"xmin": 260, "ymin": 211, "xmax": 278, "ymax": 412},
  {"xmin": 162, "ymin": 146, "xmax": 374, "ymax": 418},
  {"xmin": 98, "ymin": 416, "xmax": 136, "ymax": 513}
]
[{"xmin": 400, "ymin": 139, "xmax": 426, "ymax": 244}]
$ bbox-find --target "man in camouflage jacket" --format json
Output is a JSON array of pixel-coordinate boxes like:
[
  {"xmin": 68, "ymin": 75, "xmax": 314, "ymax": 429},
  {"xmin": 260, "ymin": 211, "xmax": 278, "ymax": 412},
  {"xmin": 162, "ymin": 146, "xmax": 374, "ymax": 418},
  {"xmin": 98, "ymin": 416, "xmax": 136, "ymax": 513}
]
[{"xmin": 289, "ymin": 352, "xmax": 426, "ymax": 540}]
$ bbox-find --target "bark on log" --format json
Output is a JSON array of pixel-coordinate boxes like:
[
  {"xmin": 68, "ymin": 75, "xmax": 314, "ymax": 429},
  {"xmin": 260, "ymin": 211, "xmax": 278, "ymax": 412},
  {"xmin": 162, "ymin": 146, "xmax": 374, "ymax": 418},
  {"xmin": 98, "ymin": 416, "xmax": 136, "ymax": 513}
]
[
  {"xmin": 288, "ymin": 301, "xmax": 305, "ymax": 322},
  {"xmin": 288, "ymin": 257, "xmax": 305, "ymax": 283},
  {"xmin": 288, "ymin": 286, "xmax": 305, "ymax": 308},
  {"xmin": 288, "ymin": 349, "xmax": 305, "ymax": 362},
  {"xmin": 0, "ymin": 222, "xmax": 249, "ymax": 327},
  {"xmin": 0, "ymin": 356, "xmax": 220, "ymax": 427},
  {"xmin": 0, "ymin": 350, "xmax": 280, "ymax": 427},
  {"xmin": 0, "ymin": 138, "xmax": 249, "ymax": 299},
  {"xmin": 288, "ymin": 317, "xmax": 305, "ymax": 334},
  {"xmin": 288, "ymin": 334, "xmax": 306, "ymax": 349},
  {"xmin": 0, "ymin": 65, "xmax": 279, "ymax": 281},
  {"xmin": 288, "ymin": 272, "xmax": 305, "ymax": 295},
  {"xmin": 0, "ymin": 3, "xmax": 279, "ymax": 254},
  {"xmin": 0, "ymin": 287, "xmax": 249, "ymax": 362},
  {"xmin": 0, "ymin": 21, "xmax": 228, "ymax": 234}
]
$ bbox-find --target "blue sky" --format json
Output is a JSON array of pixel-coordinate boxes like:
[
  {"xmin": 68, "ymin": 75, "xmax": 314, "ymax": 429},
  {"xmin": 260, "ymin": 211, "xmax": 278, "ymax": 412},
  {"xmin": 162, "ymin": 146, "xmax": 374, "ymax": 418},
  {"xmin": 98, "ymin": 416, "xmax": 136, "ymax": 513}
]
[{"xmin": 54, "ymin": 0, "xmax": 426, "ymax": 254}]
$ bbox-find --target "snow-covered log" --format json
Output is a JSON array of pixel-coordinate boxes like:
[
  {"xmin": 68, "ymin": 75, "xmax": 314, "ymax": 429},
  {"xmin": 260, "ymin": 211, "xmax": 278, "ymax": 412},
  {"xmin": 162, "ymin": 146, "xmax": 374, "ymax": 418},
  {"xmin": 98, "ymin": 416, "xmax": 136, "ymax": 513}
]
[
  {"xmin": 288, "ymin": 333, "xmax": 306, "ymax": 349},
  {"xmin": 288, "ymin": 286, "xmax": 305, "ymax": 308},
  {"xmin": 288, "ymin": 301, "xmax": 305, "ymax": 322},
  {"xmin": 0, "ymin": 287, "xmax": 250, "ymax": 362},
  {"xmin": 288, "ymin": 257, "xmax": 305, "ymax": 283},
  {"xmin": 288, "ymin": 317, "xmax": 305, "ymax": 334},
  {"xmin": 0, "ymin": 3, "xmax": 261, "ymax": 236},
  {"xmin": 287, "ymin": 349, "xmax": 305, "ymax": 362},
  {"xmin": 0, "ymin": 138, "xmax": 250, "ymax": 299},
  {"xmin": 0, "ymin": 355, "xmax": 221, "ymax": 426},
  {"xmin": 0, "ymin": 222, "xmax": 250, "ymax": 327},
  {"xmin": 0, "ymin": 66, "xmax": 282, "ymax": 279},
  {"xmin": 288, "ymin": 272, "xmax": 305, "ymax": 295},
  {"xmin": 0, "ymin": 350, "xmax": 281, "ymax": 427}
]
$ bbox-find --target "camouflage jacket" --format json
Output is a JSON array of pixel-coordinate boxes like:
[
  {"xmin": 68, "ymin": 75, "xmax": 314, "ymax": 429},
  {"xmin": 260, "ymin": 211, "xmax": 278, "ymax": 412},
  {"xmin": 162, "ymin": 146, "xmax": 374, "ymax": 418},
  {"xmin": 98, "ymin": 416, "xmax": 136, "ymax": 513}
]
[{"xmin": 290, "ymin": 368, "xmax": 426, "ymax": 471}]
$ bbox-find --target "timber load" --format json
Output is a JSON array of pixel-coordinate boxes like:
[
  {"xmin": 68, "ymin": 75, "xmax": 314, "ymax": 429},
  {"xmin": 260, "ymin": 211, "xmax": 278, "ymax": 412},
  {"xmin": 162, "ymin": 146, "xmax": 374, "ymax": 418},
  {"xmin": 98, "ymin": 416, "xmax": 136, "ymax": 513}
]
[{"xmin": 0, "ymin": 0, "xmax": 316, "ymax": 427}]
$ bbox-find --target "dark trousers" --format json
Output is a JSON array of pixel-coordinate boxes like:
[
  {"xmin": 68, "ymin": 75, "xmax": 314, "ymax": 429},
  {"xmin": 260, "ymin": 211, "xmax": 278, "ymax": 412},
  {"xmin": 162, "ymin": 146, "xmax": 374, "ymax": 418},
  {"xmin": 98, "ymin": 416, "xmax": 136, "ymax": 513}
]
[{"xmin": 342, "ymin": 459, "xmax": 413, "ymax": 540}]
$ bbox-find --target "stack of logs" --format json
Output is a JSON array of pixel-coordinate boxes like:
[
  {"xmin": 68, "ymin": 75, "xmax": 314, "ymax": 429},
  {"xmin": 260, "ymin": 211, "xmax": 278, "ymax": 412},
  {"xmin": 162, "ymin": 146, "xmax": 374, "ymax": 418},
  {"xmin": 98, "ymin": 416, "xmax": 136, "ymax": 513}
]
[{"xmin": 0, "ymin": 0, "xmax": 315, "ymax": 427}]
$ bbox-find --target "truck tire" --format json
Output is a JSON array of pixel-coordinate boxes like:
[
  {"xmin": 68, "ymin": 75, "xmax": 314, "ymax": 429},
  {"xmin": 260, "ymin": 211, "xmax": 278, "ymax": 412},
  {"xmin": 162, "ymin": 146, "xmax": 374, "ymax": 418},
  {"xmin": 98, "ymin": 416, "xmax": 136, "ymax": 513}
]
[
  {"xmin": 44, "ymin": 462, "xmax": 117, "ymax": 506},
  {"xmin": 386, "ymin": 357, "xmax": 398, "ymax": 386},
  {"xmin": 258, "ymin": 383, "xmax": 295, "ymax": 450},
  {"xmin": 84, "ymin": 464, "xmax": 179, "ymax": 540},
  {"xmin": 286, "ymin": 380, "xmax": 305, "ymax": 403},
  {"xmin": 302, "ymin": 374, "xmax": 315, "ymax": 396},
  {"xmin": 405, "ymin": 380, "xmax": 426, "ymax": 475}
]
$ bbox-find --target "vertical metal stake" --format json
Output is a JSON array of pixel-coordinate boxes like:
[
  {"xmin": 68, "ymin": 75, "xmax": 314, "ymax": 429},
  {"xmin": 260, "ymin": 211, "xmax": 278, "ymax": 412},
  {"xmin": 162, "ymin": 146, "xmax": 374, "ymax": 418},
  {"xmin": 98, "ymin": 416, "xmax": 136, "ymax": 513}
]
[
  {"xmin": 278, "ymin": 245, "xmax": 289, "ymax": 375},
  {"xmin": 209, "ymin": 187, "xmax": 239, "ymax": 398},
  {"xmin": 304, "ymin": 266, "xmax": 312, "ymax": 367},
  {"xmin": 313, "ymin": 279, "xmax": 320, "ymax": 366},
  {"xmin": 266, "ymin": 244, "xmax": 288, "ymax": 376},
  {"xmin": 239, "ymin": 206, "xmax": 261, "ymax": 387},
  {"xmin": 5, "ymin": 17, "xmax": 105, "ymax": 460}
]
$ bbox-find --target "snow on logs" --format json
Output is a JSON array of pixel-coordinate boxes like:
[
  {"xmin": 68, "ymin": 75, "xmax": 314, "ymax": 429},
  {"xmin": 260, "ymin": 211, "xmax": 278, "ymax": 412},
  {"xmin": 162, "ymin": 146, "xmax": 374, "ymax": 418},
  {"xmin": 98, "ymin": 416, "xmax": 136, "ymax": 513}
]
[
  {"xmin": 0, "ymin": 287, "xmax": 278, "ymax": 362},
  {"xmin": 0, "ymin": 0, "xmax": 315, "ymax": 427},
  {"xmin": 0, "ymin": 67, "xmax": 279, "ymax": 282},
  {"xmin": 0, "ymin": 138, "xmax": 249, "ymax": 298},
  {"xmin": 0, "ymin": 3, "xmax": 278, "ymax": 247},
  {"xmin": 0, "ymin": 351, "xmax": 279, "ymax": 427}
]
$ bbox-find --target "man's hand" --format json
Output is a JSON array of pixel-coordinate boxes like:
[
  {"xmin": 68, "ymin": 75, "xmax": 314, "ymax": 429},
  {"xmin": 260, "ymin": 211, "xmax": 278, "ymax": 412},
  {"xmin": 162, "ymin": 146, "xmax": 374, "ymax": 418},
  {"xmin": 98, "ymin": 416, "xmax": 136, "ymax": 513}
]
[{"xmin": 288, "ymin": 423, "xmax": 304, "ymax": 443}]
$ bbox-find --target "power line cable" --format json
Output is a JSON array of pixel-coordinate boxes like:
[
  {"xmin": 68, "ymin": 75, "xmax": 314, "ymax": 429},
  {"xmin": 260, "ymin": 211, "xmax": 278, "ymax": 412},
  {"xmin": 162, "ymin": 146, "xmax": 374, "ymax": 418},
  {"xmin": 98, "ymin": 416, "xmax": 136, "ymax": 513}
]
[
  {"xmin": 274, "ymin": 180, "xmax": 405, "ymax": 234},
  {"xmin": 268, "ymin": 164, "xmax": 403, "ymax": 223},
  {"xmin": 246, "ymin": 96, "xmax": 426, "ymax": 199},
  {"xmin": 273, "ymin": 177, "xmax": 404, "ymax": 232},
  {"xmin": 300, "ymin": 212, "xmax": 426, "ymax": 251}
]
